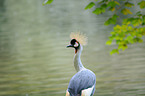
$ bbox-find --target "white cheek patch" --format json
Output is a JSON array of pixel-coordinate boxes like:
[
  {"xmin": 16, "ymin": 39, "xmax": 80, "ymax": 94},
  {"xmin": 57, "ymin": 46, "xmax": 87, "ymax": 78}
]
[{"xmin": 74, "ymin": 42, "xmax": 79, "ymax": 47}]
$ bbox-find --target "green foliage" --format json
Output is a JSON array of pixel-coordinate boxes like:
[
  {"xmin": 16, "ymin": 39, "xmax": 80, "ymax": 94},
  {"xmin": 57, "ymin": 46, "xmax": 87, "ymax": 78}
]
[
  {"xmin": 43, "ymin": 0, "xmax": 53, "ymax": 6},
  {"xmin": 110, "ymin": 49, "xmax": 119, "ymax": 55},
  {"xmin": 93, "ymin": 7, "xmax": 106, "ymax": 15},
  {"xmin": 43, "ymin": 0, "xmax": 145, "ymax": 54},
  {"xmin": 86, "ymin": 0, "xmax": 145, "ymax": 54},
  {"xmin": 138, "ymin": 0, "xmax": 145, "ymax": 9},
  {"xmin": 124, "ymin": 2, "xmax": 134, "ymax": 7},
  {"xmin": 107, "ymin": 14, "xmax": 145, "ymax": 54},
  {"xmin": 92, "ymin": 0, "xmax": 120, "ymax": 15},
  {"xmin": 104, "ymin": 14, "xmax": 119, "ymax": 25},
  {"xmin": 121, "ymin": 8, "xmax": 132, "ymax": 15},
  {"xmin": 107, "ymin": 1, "xmax": 120, "ymax": 7},
  {"xmin": 85, "ymin": 2, "xmax": 95, "ymax": 10}
]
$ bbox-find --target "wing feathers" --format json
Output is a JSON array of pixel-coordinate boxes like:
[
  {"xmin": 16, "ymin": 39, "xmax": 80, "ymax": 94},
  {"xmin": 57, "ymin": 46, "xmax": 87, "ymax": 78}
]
[
  {"xmin": 81, "ymin": 85, "xmax": 95, "ymax": 96},
  {"xmin": 67, "ymin": 69, "xmax": 96, "ymax": 96}
]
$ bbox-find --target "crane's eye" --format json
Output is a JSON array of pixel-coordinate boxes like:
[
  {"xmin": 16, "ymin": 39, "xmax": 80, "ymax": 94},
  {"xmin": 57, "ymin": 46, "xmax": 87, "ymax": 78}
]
[{"xmin": 74, "ymin": 42, "xmax": 79, "ymax": 47}]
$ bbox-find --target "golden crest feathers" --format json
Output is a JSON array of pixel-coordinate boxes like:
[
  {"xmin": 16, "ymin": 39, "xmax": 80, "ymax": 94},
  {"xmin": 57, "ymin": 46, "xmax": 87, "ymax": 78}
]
[{"xmin": 70, "ymin": 32, "xmax": 88, "ymax": 45}]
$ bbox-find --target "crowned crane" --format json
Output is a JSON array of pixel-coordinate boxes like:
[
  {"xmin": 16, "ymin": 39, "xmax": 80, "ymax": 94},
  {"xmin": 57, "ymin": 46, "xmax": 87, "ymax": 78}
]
[{"xmin": 66, "ymin": 32, "xmax": 96, "ymax": 96}]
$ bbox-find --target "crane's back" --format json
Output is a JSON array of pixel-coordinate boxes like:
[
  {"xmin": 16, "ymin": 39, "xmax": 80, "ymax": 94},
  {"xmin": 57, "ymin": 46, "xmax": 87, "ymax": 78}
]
[{"xmin": 67, "ymin": 69, "xmax": 96, "ymax": 96}]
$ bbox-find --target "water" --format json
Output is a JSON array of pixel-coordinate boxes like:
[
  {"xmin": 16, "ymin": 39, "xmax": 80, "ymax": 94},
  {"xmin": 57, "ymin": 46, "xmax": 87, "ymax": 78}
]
[{"xmin": 0, "ymin": 0, "xmax": 145, "ymax": 96}]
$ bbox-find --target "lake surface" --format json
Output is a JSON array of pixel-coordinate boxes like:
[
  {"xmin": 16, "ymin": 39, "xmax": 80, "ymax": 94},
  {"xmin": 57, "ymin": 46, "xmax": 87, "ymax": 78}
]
[{"xmin": 0, "ymin": 0, "xmax": 145, "ymax": 96}]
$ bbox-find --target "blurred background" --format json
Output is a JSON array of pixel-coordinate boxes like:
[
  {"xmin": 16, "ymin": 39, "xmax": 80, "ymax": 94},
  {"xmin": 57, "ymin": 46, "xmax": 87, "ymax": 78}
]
[{"xmin": 0, "ymin": 0, "xmax": 145, "ymax": 96}]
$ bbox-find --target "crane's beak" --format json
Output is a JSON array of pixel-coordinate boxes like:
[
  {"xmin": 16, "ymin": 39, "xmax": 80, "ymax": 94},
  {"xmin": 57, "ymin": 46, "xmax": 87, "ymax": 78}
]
[{"xmin": 67, "ymin": 44, "xmax": 74, "ymax": 48}]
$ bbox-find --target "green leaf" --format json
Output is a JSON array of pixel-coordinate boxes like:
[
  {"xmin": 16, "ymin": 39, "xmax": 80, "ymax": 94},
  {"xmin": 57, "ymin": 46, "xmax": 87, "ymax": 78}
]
[
  {"xmin": 121, "ymin": 8, "xmax": 132, "ymax": 15},
  {"xmin": 118, "ymin": 44, "xmax": 128, "ymax": 51},
  {"xmin": 133, "ymin": 37, "xmax": 143, "ymax": 43},
  {"xmin": 98, "ymin": 0, "xmax": 108, "ymax": 4},
  {"xmin": 43, "ymin": 0, "xmax": 53, "ymax": 6},
  {"xmin": 98, "ymin": 1, "xmax": 104, "ymax": 4},
  {"xmin": 123, "ymin": 19, "xmax": 131, "ymax": 25},
  {"xmin": 128, "ymin": 26, "xmax": 133, "ymax": 30},
  {"xmin": 136, "ymin": 11, "xmax": 141, "ymax": 15},
  {"xmin": 125, "ymin": 2, "xmax": 134, "ymax": 7},
  {"xmin": 104, "ymin": 18, "xmax": 113, "ymax": 25},
  {"xmin": 93, "ymin": 7, "xmax": 106, "ymax": 15},
  {"xmin": 142, "ymin": 15, "xmax": 145, "ymax": 24},
  {"xmin": 93, "ymin": 8, "xmax": 101, "ymax": 15},
  {"xmin": 114, "ymin": 25, "xmax": 121, "ymax": 30},
  {"xmin": 138, "ymin": 1, "xmax": 145, "ymax": 9},
  {"xmin": 107, "ymin": 1, "xmax": 120, "ymax": 7},
  {"xmin": 110, "ymin": 49, "xmax": 119, "ymax": 55},
  {"xmin": 115, "ymin": 1, "xmax": 120, "ymax": 5},
  {"xmin": 104, "ymin": 14, "xmax": 118, "ymax": 25},
  {"xmin": 122, "ymin": 44, "xmax": 128, "ymax": 51},
  {"xmin": 135, "ymin": 11, "xmax": 142, "ymax": 17},
  {"xmin": 106, "ymin": 40, "xmax": 113, "ymax": 45},
  {"xmin": 131, "ymin": 18, "xmax": 142, "ymax": 27},
  {"xmin": 109, "ymin": 7, "xmax": 115, "ymax": 11},
  {"xmin": 85, "ymin": 2, "xmax": 95, "ymax": 10},
  {"xmin": 101, "ymin": 4, "xmax": 107, "ymax": 8},
  {"xmin": 113, "ymin": 14, "xmax": 119, "ymax": 18},
  {"xmin": 126, "ymin": 35, "xmax": 134, "ymax": 43},
  {"xmin": 138, "ymin": 39, "xmax": 143, "ymax": 43}
]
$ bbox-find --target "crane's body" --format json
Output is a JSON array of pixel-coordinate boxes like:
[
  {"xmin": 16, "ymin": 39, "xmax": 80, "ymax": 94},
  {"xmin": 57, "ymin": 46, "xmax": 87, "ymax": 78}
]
[
  {"xmin": 67, "ymin": 69, "xmax": 96, "ymax": 96},
  {"xmin": 66, "ymin": 33, "xmax": 96, "ymax": 96}
]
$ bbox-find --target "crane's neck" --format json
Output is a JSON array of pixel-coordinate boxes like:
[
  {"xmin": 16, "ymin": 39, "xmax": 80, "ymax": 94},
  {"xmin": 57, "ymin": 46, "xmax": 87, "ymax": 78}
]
[{"xmin": 73, "ymin": 45, "xmax": 85, "ymax": 72}]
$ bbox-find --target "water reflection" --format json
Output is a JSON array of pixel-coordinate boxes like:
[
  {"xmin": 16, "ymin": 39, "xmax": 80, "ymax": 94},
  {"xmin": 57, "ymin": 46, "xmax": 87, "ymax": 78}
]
[{"xmin": 0, "ymin": 0, "xmax": 145, "ymax": 96}]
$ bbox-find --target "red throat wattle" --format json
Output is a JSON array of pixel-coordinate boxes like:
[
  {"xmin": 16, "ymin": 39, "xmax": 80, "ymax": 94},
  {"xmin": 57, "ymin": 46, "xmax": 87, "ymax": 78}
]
[{"xmin": 75, "ymin": 49, "xmax": 78, "ymax": 54}]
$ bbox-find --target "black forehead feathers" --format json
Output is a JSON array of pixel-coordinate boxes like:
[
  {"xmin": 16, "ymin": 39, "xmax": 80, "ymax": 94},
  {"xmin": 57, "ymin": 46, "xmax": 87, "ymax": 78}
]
[{"xmin": 70, "ymin": 39, "xmax": 77, "ymax": 45}]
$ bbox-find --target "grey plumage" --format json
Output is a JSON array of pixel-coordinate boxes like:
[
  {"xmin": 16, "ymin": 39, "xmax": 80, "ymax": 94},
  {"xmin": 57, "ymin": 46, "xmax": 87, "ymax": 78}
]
[
  {"xmin": 66, "ymin": 37, "xmax": 96, "ymax": 96},
  {"xmin": 67, "ymin": 69, "xmax": 96, "ymax": 96}
]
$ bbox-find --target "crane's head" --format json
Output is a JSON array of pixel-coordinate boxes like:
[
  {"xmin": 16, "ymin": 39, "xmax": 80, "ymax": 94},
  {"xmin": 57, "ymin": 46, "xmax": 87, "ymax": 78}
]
[
  {"xmin": 67, "ymin": 32, "xmax": 87, "ymax": 53},
  {"xmin": 67, "ymin": 39, "xmax": 80, "ymax": 53}
]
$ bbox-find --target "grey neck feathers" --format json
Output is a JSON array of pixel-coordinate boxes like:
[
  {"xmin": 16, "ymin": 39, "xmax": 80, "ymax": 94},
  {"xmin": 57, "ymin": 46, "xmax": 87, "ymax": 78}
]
[{"xmin": 73, "ymin": 45, "xmax": 85, "ymax": 72}]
